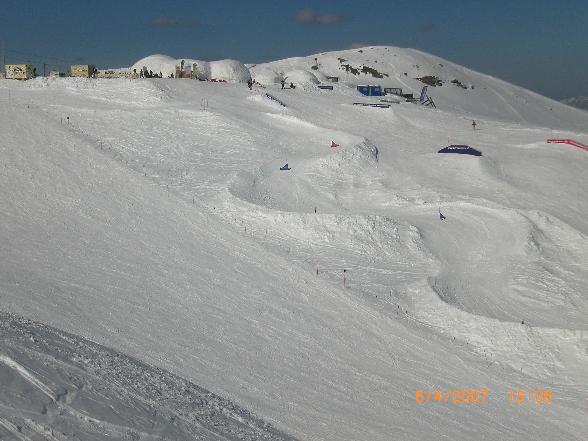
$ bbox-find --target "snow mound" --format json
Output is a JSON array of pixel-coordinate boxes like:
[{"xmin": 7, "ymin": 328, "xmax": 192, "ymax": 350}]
[
  {"xmin": 263, "ymin": 113, "xmax": 362, "ymax": 146},
  {"xmin": 210, "ymin": 59, "xmax": 251, "ymax": 83},
  {"xmin": 252, "ymin": 68, "xmax": 283, "ymax": 85},
  {"xmin": 284, "ymin": 69, "xmax": 320, "ymax": 85},
  {"xmin": 229, "ymin": 140, "xmax": 379, "ymax": 213},
  {"xmin": 247, "ymin": 211, "xmax": 429, "ymax": 263},
  {"xmin": 417, "ymin": 204, "xmax": 588, "ymax": 330},
  {"xmin": 131, "ymin": 54, "xmax": 176, "ymax": 77},
  {"xmin": 21, "ymin": 77, "xmax": 171, "ymax": 106},
  {"xmin": 317, "ymin": 139, "xmax": 379, "ymax": 170}
]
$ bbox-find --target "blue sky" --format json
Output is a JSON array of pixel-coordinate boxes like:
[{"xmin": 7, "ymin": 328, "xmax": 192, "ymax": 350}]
[{"xmin": 1, "ymin": 0, "xmax": 586, "ymax": 99}]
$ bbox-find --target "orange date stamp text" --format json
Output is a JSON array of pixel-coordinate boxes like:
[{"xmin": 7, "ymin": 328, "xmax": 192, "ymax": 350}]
[{"xmin": 415, "ymin": 388, "xmax": 554, "ymax": 404}]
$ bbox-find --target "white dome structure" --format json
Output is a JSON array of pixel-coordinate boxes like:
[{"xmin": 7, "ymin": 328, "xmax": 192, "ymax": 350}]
[
  {"xmin": 209, "ymin": 59, "xmax": 251, "ymax": 83},
  {"xmin": 131, "ymin": 54, "xmax": 176, "ymax": 77},
  {"xmin": 251, "ymin": 68, "xmax": 283, "ymax": 86},
  {"xmin": 130, "ymin": 55, "xmax": 250, "ymax": 82},
  {"xmin": 284, "ymin": 69, "xmax": 320, "ymax": 86}
]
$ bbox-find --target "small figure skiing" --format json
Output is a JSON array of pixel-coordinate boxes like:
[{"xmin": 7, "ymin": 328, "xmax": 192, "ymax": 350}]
[
  {"xmin": 472, "ymin": 120, "xmax": 477, "ymax": 130},
  {"xmin": 280, "ymin": 78, "xmax": 286, "ymax": 90},
  {"xmin": 439, "ymin": 208, "xmax": 446, "ymax": 220}
]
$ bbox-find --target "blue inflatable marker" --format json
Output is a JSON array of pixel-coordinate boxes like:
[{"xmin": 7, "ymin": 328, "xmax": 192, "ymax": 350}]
[{"xmin": 280, "ymin": 163, "xmax": 291, "ymax": 171}]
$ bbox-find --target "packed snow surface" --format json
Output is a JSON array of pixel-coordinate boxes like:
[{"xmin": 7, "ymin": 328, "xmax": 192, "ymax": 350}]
[
  {"xmin": 0, "ymin": 46, "xmax": 587, "ymax": 440},
  {"xmin": 0, "ymin": 313, "xmax": 297, "ymax": 440}
]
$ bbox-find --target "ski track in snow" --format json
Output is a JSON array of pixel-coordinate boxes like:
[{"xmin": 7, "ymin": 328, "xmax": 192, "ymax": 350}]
[{"xmin": 0, "ymin": 313, "xmax": 298, "ymax": 441}]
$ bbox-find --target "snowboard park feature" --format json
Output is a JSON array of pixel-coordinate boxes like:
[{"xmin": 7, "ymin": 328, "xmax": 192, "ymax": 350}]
[
  {"xmin": 438, "ymin": 145, "xmax": 483, "ymax": 156},
  {"xmin": 1, "ymin": 46, "xmax": 587, "ymax": 441}
]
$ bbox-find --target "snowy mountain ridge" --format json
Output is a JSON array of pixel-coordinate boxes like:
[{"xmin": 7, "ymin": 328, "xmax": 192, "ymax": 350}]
[{"xmin": 251, "ymin": 46, "xmax": 587, "ymax": 131}]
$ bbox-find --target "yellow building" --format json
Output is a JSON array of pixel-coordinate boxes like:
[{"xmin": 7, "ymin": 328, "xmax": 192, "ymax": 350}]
[
  {"xmin": 5, "ymin": 64, "xmax": 35, "ymax": 80},
  {"xmin": 70, "ymin": 64, "xmax": 97, "ymax": 78}
]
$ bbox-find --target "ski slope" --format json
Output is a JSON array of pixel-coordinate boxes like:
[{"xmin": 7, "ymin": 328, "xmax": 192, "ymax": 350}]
[
  {"xmin": 0, "ymin": 313, "xmax": 296, "ymax": 441},
  {"xmin": 0, "ymin": 46, "xmax": 587, "ymax": 440}
]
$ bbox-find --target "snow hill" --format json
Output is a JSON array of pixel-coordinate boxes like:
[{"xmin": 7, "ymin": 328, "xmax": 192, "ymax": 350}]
[
  {"xmin": 1, "ymin": 45, "xmax": 587, "ymax": 440},
  {"xmin": 0, "ymin": 312, "xmax": 295, "ymax": 440},
  {"xmin": 251, "ymin": 46, "xmax": 588, "ymax": 131}
]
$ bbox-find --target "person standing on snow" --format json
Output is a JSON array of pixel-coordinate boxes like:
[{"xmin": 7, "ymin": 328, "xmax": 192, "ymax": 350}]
[{"xmin": 280, "ymin": 78, "xmax": 286, "ymax": 89}]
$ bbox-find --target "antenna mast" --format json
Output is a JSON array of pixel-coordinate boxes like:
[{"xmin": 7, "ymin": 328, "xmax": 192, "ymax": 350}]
[{"xmin": 1, "ymin": 40, "xmax": 5, "ymax": 74}]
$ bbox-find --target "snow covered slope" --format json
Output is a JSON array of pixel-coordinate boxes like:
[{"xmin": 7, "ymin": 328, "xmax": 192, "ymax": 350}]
[
  {"xmin": 0, "ymin": 46, "xmax": 587, "ymax": 441},
  {"xmin": 0, "ymin": 312, "xmax": 296, "ymax": 441},
  {"xmin": 251, "ymin": 46, "xmax": 588, "ymax": 131}
]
